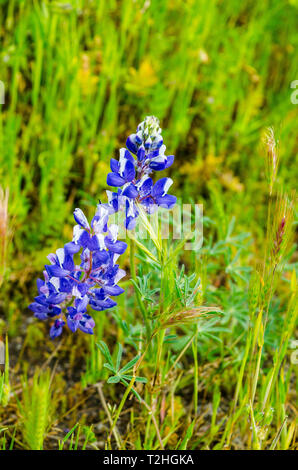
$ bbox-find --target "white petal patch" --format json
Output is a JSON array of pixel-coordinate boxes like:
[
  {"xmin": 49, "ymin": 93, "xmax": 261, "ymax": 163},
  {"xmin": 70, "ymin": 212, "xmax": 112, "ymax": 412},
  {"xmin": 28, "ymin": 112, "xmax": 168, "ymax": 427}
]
[
  {"xmin": 74, "ymin": 208, "xmax": 90, "ymax": 229},
  {"xmin": 114, "ymin": 268, "xmax": 126, "ymax": 284},
  {"xmin": 95, "ymin": 233, "xmax": 106, "ymax": 250},
  {"xmin": 119, "ymin": 148, "xmax": 127, "ymax": 176},
  {"xmin": 136, "ymin": 130, "xmax": 143, "ymax": 141},
  {"xmin": 47, "ymin": 253, "xmax": 57, "ymax": 265},
  {"xmin": 96, "ymin": 204, "xmax": 109, "ymax": 220},
  {"xmin": 136, "ymin": 175, "xmax": 150, "ymax": 190},
  {"xmin": 50, "ymin": 277, "xmax": 60, "ymax": 292},
  {"xmin": 113, "ymin": 253, "xmax": 120, "ymax": 264},
  {"xmin": 163, "ymin": 178, "xmax": 173, "ymax": 196},
  {"xmin": 56, "ymin": 248, "xmax": 65, "ymax": 266},
  {"xmin": 108, "ymin": 224, "xmax": 119, "ymax": 243},
  {"xmin": 127, "ymin": 198, "xmax": 136, "ymax": 218},
  {"xmin": 150, "ymin": 144, "xmax": 167, "ymax": 164},
  {"xmin": 93, "ymin": 205, "xmax": 109, "ymax": 234},
  {"xmin": 73, "ymin": 225, "xmax": 84, "ymax": 243},
  {"xmin": 151, "ymin": 154, "xmax": 166, "ymax": 164},
  {"xmin": 106, "ymin": 190, "xmax": 113, "ymax": 203},
  {"xmin": 72, "ymin": 285, "xmax": 81, "ymax": 298},
  {"xmin": 159, "ymin": 144, "xmax": 166, "ymax": 155}
]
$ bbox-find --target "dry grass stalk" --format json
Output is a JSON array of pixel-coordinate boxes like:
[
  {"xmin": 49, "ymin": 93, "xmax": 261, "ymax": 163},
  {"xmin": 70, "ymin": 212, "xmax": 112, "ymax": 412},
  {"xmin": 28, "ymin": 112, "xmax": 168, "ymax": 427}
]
[{"xmin": 0, "ymin": 186, "xmax": 10, "ymax": 285}]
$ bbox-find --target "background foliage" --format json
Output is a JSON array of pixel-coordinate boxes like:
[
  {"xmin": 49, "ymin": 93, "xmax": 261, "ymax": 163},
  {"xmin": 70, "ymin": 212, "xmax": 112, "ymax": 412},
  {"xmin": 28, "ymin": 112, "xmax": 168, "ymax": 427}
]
[{"xmin": 0, "ymin": 0, "xmax": 297, "ymax": 450}]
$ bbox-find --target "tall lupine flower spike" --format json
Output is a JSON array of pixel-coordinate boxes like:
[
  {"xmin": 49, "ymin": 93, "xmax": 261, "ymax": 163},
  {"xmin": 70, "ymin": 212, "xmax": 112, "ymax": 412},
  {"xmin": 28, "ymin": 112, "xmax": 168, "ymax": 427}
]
[
  {"xmin": 29, "ymin": 205, "xmax": 127, "ymax": 339},
  {"xmin": 106, "ymin": 116, "xmax": 177, "ymax": 229},
  {"xmin": 30, "ymin": 116, "xmax": 175, "ymax": 338}
]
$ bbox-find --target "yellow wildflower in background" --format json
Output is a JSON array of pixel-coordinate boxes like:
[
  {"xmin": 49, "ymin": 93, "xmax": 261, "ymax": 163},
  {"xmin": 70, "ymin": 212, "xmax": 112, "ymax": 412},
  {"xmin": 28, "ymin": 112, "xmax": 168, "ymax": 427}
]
[
  {"xmin": 220, "ymin": 171, "xmax": 244, "ymax": 192},
  {"xmin": 126, "ymin": 59, "xmax": 158, "ymax": 96},
  {"xmin": 77, "ymin": 53, "xmax": 99, "ymax": 96}
]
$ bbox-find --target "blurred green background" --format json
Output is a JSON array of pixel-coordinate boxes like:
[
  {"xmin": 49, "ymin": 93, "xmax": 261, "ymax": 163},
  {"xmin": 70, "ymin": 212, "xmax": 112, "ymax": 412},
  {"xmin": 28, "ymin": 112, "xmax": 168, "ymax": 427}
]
[
  {"xmin": 0, "ymin": 0, "xmax": 297, "ymax": 272},
  {"xmin": 0, "ymin": 0, "xmax": 297, "ymax": 450}
]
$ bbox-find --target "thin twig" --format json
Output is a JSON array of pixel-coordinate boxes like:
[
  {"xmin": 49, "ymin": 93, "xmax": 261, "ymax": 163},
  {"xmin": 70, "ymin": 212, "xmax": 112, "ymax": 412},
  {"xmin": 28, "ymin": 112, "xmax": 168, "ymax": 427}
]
[
  {"xmin": 96, "ymin": 383, "xmax": 123, "ymax": 449},
  {"xmin": 138, "ymin": 396, "xmax": 164, "ymax": 450}
]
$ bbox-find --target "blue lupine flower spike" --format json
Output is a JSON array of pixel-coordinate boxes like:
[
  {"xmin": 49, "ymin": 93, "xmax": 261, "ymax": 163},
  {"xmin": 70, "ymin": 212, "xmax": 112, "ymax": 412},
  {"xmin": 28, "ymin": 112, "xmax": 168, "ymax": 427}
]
[
  {"xmin": 106, "ymin": 116, "xmax": 176, "ymax": 229},
  {"xmin": 30, "ymin": 116, "xmax": 175, "ymax": 337},
  {"xmin": 29, "ymin": 205, "xmax": 127, "ymax": 338}
]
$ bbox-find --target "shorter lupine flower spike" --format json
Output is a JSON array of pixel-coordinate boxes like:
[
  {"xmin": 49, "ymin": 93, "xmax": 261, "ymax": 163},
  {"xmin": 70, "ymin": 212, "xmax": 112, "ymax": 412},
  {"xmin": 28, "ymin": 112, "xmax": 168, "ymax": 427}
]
[
  {"xmin": 106, "ymin": 116, "xmax": 176, "ymax": 228},
  {"xmin": 29, "ymin": 205, "xmax": 127, "ymax": 339}
]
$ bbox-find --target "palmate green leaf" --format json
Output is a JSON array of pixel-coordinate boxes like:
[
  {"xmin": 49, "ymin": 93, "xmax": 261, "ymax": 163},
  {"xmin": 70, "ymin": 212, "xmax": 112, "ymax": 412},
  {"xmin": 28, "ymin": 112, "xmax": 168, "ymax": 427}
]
[
  {"xmin": 119, "ymin": 355, "xmax": 140, "ymax": 374},
  {"xmin": 103, "ymin": 363, "xmax": 116, "ymax": 373},
  {"xmin": 96, "ymin": 341, "xmax": 113, "ymax": 366},
  {"xmin": 134, "ymin": 377, "xmax": 147, "ymax": 383},
  {"xmin": 174, "ymin": 279, "xmax": 185, "ymax": 305},
  {"xmin": 121, "ymin": 375, "xmax": 148, "ymax": 383},
  {"xmin": 107, "ymin": 376, "xmax": 121, "ymax": 384},
  {"xmin": 116, "ymin": 343, "xmax": 123, "ymax": 371},
  {"xmin": 99, "ymin": 342, "xmax": 146, "ymax": 390}
]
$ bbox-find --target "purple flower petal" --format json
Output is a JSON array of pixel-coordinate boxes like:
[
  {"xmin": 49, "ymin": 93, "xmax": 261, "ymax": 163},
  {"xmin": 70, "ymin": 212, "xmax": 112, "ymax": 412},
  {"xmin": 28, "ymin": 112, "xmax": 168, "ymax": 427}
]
[
  {"xmin": 152, "ymin": 177, "xmax": 173, "ymax": 198},
  {"xmin": 104, "ymin": 237, "xmax": 128, "ymax": 254},
  {"xmin": 149, "ymin": 160, "xmax": 167, "ymax": 171},
  {"xmin": 122, "ymin": 183, "xmax": 138, "ymax": 199},
  {"xmin": 103, "ymin": 285, "xmax": 125, "ymax": 296},
  {"xmin": 107, "ymin": 172, "xmax": 126, "ymax": 187},
  {"xmin": 73, "ymin": 208, "xmax": 90, "ymax": 230},
  {"xmin": 122, "ymin": 159, "xmax": 135, "ymax": 182},
  {"xmin": 165, "ymin": 155, "xmax": 174, "ymax": 168},
  {"xmin": 137, "ymin": 176, "xmax": 153, "ymax": 197},
  {"xmin": 64, "ymin": 242, "xmax": 81, "ymax": 255},
  {"xmin": 126, "ymin": 135, "xmax": 138, "ymax": 154},
  {"xmin": 156, "ymin": 194, "xmax": 177, "ymax": 209},
  {"xmin": 110, "ymin": 158, "xmax": 120, "ymax": 173},
  {"xmin": 50, "ymin": 319, "xmax": 65, "ymax": 339},
  {"xmin": 137, "ymin": 146, "xmax": 145, "ymax": 161},
  {"xmin": 45, "ymin": 264, "xmax": 69, "ymax": 278},
  {"xmin": 62, "ymin": 254, "xmax": 75, "ymax": 272}
]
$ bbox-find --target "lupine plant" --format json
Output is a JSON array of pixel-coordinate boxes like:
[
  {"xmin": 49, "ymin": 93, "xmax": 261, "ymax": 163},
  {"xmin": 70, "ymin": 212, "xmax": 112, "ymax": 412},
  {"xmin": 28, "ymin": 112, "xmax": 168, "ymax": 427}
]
[
  {"xmin": 29, "ymin": 206, "xmax": 127, "ymax": 339},
  {"xmin": 29, "ymin": 117, "xmax": 177, "ymax": 340},
  {"xmin": 1, "ymin": 2, "xmax": 297, "ymax": 451}
]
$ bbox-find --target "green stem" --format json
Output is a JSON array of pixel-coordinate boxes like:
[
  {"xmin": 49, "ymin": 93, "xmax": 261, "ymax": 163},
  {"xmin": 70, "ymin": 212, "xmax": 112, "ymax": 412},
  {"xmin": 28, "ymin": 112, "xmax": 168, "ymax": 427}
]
[
  {"xmin": 130, "ymin": 238, "xmax": 151, "ymax": 343},
  {"xmin": 109, "ymin": 377, "xmax": 136, "ymax": 442},
  {"xmin": 192, "ymin": 325, "xmax": 199, "ymax": 416}
]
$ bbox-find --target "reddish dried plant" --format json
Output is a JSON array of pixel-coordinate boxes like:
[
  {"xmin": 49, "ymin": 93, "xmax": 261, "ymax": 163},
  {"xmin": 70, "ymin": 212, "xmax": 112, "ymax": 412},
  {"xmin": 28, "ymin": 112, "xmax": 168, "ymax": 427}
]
[
  {"xmin": 270, "ymin": 192, "xmax": 295, "ymax": 269},
  {"xmin": 160, "ymin": 306, "xmax": 221, "ymax": 329}
]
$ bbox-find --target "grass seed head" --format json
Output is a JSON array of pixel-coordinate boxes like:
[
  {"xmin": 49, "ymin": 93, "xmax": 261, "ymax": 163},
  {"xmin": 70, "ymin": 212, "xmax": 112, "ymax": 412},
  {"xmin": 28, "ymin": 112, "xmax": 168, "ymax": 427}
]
[
  {"xmin": 270, "ymin": 192, "xmax": 295, "ymax": 269},
  {"xmin": 263, "ymin": 127, "xmax": 279, "ymax": 195},
  {"xmin": 160, "ymin": 306, "xmax": 222, "ymax": 328}
]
